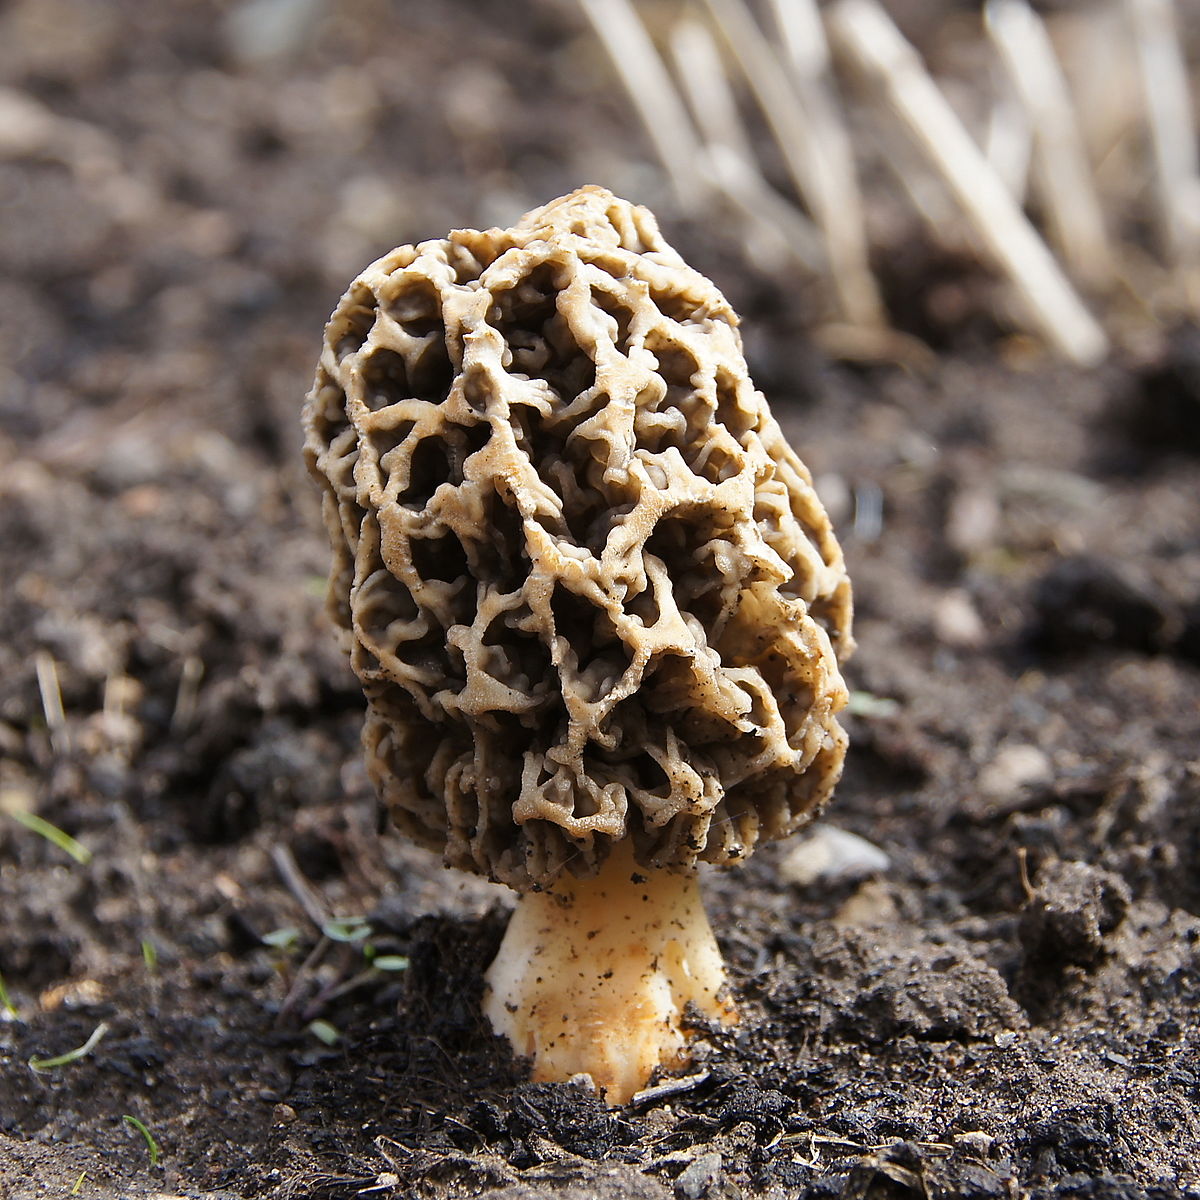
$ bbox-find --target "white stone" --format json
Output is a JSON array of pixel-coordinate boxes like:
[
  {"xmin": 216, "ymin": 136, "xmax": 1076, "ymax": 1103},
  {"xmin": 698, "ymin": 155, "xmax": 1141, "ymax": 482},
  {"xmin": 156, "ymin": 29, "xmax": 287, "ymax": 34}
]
[
  {"xmin": 780, "ymin": 825, "xmax": 891, "ymax": 888},
  {"xmin": 977, "ymin": 744, "xmax": 1050, "ymax": 799}
]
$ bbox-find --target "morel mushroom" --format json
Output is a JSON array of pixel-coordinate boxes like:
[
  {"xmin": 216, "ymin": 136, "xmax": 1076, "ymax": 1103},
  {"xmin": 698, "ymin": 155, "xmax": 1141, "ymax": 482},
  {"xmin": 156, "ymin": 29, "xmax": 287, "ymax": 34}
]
[{"xmin": 304, "ymin": 187, "xmax": 852, "ymax": 1103}]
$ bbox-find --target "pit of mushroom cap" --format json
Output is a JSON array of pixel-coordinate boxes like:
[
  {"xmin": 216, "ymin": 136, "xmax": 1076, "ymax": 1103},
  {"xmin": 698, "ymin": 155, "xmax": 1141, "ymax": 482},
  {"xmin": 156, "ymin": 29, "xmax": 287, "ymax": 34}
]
[{"xmin": 484, "ymin": 842, "xmax": 734, "ymax": 1106}]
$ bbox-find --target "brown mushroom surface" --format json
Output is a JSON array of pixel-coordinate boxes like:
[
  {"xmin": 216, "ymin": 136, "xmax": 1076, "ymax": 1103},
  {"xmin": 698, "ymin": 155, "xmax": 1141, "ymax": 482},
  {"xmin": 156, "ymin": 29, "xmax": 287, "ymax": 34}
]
[{"xmin": 305, "ymin": 186, "xmax": 852, "ymax": 1100}]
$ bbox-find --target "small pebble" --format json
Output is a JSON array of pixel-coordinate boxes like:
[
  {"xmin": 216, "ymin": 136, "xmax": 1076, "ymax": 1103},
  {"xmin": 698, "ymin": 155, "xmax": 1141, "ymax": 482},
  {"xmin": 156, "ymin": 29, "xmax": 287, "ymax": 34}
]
[
  {"xmin": 780, "ymin": 826, "xmax": 890, "ymax": 888},
  {"xmin": 224, "ymin": 0, "xmax": 324, "ymax": 64},
  {"xmin": 955, "ymin": 1130, "xmax": 994, "ymax": 1156},
  {"xmin": 0, "ymin": 87, "xmax": 60, "ymax": 157},
  {"xmin": 946, "ymin": 484, "xmax": 999, "ymax": 556},
  {"xmin": 977, "ymin": 744, "xmax": 1050, "ymax": 801},
  {"xmin": 675, "ymin": 1152, "xmax": 722, "ymax": 1199},
  {"xmin": 833, "ymin": 878, "xmax": 898, "ymax": 929},
  {"xmin": 934, "ymin": 588, "xmax": 987, "ymax": 648}
]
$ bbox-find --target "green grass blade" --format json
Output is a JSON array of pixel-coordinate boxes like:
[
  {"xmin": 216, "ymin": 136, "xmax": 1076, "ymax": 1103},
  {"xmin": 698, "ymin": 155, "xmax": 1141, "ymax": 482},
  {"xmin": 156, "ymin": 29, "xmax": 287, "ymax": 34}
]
[
  {"xmin": 28, "ymin": 1021, "xmax": 109, "ymax": 1071},
  {"xmin": 846, "ymin": 691, "xmax": 901, "ymax": 718},
  {"xmin": 0, "ymin": 969, "xmax": 17, "ymax": 1018},
  {"xmin": 307, "ymin": 1019, "xmax": 340, "ymax": 1045},
  {"xmin": 372, "ymin": 955, "xmax": 410, "ymax": 972},
  {"xmin": 122, "ymin": 1115, "xmax": 160, "ymax": 1167},
  {"xmin": 322, "ymin": 916, "xmax": 371, "ymax": 943},
  {"xmin": 9, "ymin": 811, "xmax": 92, "ymax": 865}
]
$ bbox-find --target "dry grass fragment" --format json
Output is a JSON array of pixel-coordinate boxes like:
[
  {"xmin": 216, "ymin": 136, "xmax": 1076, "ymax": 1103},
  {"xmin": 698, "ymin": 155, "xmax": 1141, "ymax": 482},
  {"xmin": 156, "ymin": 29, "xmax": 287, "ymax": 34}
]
[{"xmin": 574, "ymin": 0, "xmax": 1200, "ymax": 361}]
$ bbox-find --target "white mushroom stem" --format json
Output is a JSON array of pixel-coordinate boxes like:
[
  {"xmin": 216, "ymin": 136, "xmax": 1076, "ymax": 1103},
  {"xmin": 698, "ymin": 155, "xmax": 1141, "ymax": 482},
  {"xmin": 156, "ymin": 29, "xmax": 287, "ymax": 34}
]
[{"xmin": 483, "ymin": 842, "xmax": 735, "ymax": 1106}]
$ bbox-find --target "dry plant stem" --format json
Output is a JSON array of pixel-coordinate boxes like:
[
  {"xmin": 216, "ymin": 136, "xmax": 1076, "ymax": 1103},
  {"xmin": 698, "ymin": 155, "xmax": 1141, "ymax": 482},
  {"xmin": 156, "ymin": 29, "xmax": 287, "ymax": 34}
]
[
  {"xmin": 34, "ymin": 650, "xmax": 67, "ymax": 755},
  {"xmin": 764, "ymin": 0, "xmax": 882, "ymax": 326},
  {"xmin": 667, "ymin": 20, "xmax": 759, "ymax": 174},
  {"xmin": 864, "ymin": 113, "xmax": 960, "ymax": 236},
  {"xmin": 985, "ymin": 0, "xmax": 1114, "ymax": 288},
  {"xmin": 1123, "ymin": 0, "xmax": 1200, "ymax": 304},
  {"xmin": 575, "ymin": 0, "xmax": 707, "ymax": 213},
  {"xmin": 701, "ymin": 0, "xmax": 882, "ymax": 330},
  {"xmin": 170, "ymin": 654, "xmax": 204, "ymax": 733},
  {"xmin": 983, "ymin": 77, "xmax": 1034, "ymax": 201},
  {"xmin": 828, "ymin": 0, "xmax": 1108, "ymax": 367},
  {"xmin": 667, "ymin": 18, "xmax": 824, "ymax": 270},
  {"xmin": 276, "ymin": 937, "xmax": 332, "ymax": 1027},
  {"xmin": 270, "ymin": 843, "xmax": 331, "ymax": 930},
  {"xmin": 484, "ymin": 842, "xmax": 734, "ymax": 1106}
]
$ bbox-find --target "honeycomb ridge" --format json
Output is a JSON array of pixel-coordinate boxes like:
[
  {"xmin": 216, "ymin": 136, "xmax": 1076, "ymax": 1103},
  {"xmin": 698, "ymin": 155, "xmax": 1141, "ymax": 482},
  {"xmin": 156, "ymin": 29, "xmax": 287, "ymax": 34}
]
[{"xmin": 304, "ymin": 187, "xmax": 852, "ymax": 890}]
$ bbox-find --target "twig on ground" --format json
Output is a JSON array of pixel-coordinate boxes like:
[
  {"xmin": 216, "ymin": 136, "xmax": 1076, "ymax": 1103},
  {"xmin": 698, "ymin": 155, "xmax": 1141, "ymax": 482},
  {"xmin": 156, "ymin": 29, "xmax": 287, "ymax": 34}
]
[
  {"xmin": 629, "ymin": 1070, "xmax": 712, "ymax": 1107},
  {"xmin": 303, "ymin": 964, "xmax": 384, "ymax": 1020},
  {"xmin": 859, "ymin": 109, "xmax": 962, "ymax": 238},
  {"xmin": 1017, "ymin": 846, "xmax": 1036, "ymax": 901},
  {"xmin": 269, "ymin": 845, "xmax": 348, "ymax": 1026},
  {"xmin": 827, "ymin": 0, "xmax": 1109, "ymax": 366},
  {"xmin": 276, "ymin": 935, "xmax": 333, "ymax": 1027},
  {"xmin": 271, "ymin": 842, "xmax": 332, "ymax": 930},
  {"xmin": 985, "ymin": 0, "xmax": 1115, "ymax": 288}
]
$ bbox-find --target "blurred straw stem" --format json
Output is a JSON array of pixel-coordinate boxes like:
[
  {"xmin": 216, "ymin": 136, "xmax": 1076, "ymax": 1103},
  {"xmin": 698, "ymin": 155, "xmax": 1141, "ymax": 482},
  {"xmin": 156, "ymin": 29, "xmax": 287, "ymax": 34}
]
[
  {"xmin": 668, "ymin": 18, "xmax": 824, "ymax": 271},
  {"xmin": 35, "ymin": 651, "xmax": 68, "ymax": 755},
  {"xmin": 575, "ymin": 0, "xmax": 1200, "ymax": 361},
  {"xmin": 1123, "ymin": 0, "xmax": 1200, "ymax": 311},
  {"xmin": 764, "ymin": 0, "xmax": 882, "ymax": 323},
  {"xmin": 827, "ymin": 0, "xmax": 1108, "ymax": 367},
  {"xmin": 983, "ymin": 77, "xmax": 1034, "ymax": 202},
  {"xmin": 700, "ymin": 0, "xmax": 884, "ymax": 329},
  {"xmin": 575, "ymin": 0, "xmax": 708, "ymax": 213},
  {"xmin": 984, "ymin": 0, "xmax": 1115, "ymax": 290}
]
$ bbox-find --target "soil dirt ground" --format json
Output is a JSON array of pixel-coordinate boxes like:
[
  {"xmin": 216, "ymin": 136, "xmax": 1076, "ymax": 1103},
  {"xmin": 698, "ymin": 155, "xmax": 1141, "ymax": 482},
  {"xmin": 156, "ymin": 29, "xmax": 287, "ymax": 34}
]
[{"xmin": 1, "ymin": 2, "xmax": 1199, "ymax": 1198}]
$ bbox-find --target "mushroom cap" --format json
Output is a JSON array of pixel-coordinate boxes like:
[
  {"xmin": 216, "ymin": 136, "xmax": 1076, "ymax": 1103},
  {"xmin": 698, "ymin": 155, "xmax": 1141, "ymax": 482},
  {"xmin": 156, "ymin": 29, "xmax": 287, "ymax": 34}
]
[{"xmin": 304, "ymin": 186, "xmax": 852, "ymax": 891}]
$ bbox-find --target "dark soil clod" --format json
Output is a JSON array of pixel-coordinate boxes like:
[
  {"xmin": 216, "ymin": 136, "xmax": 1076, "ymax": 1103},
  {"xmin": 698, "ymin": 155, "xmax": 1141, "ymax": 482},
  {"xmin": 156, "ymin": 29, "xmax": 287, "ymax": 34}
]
[{"xmin": 1027, "ymin": 556, "xmax": 1174, "ymax": 657}]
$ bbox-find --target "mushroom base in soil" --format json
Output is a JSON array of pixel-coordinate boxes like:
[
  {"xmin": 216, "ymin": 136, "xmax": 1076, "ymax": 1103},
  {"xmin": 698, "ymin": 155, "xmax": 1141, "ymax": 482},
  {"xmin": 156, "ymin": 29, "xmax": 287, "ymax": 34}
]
[{"xmin": 484, "ymin": 842, "xmax": 734, "ymax": 1105}]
